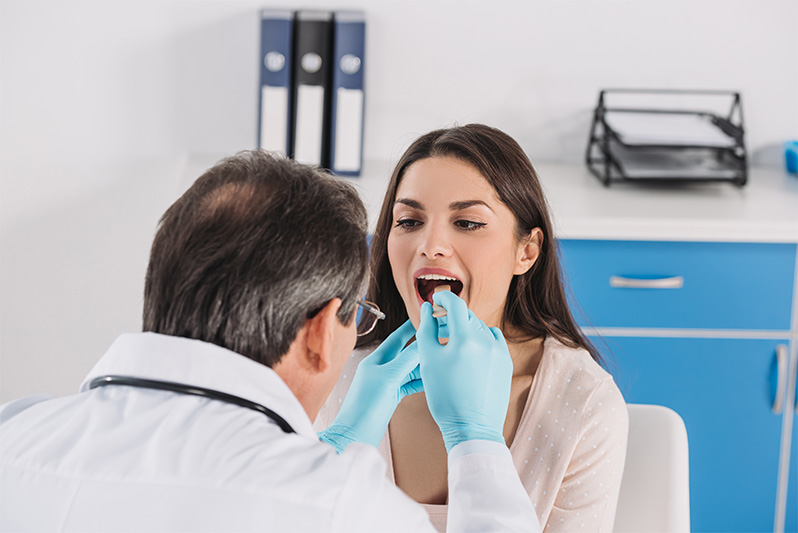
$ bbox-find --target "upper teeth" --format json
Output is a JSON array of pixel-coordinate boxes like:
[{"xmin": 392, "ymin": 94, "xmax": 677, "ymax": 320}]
[{"xmin": 418, "ymin": 274, "xmax": 458, "ymax": 281}]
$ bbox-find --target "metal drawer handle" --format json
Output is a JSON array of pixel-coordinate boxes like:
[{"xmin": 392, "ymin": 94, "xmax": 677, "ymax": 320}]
[
  {"xmin": 772, "ymin": 344, "xmax": 788, "ymax": 414},
  {"xmin": 609, "ymin": 276, "xmax": 684, "ymax": 289}
]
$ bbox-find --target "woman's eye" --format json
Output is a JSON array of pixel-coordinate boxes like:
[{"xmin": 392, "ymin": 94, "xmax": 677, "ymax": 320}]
[
  {"xmin": 394, "ymin": 218, "xmax": 422, "ymax": 230},
  {"xmin": 455, "ymin": 220, "xmax": 486, "ymax": 231}
]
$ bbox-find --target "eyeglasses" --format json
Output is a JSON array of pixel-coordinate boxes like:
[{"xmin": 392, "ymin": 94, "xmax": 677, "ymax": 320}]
[{"xmin": 356, "ymin": 299, "xmax": 385, "ymax": 337}]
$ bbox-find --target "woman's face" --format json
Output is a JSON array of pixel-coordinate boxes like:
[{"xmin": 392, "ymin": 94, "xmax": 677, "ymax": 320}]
[{"xmin": 387, "ymin": 156, "xmax": 539, "ymax": 330}]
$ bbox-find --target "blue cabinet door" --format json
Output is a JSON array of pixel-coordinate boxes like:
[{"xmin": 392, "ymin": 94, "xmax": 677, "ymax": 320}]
[
  {"xmin": 597, "ymin": 336, "xmax": 789, "ymax": 532},
  {"xmin": 787, "ymin": 400, "xmax": 798, "ymax": 532}
]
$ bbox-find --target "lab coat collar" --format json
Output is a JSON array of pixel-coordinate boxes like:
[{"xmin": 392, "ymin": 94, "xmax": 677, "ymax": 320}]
[{"xmin": 80, "ymin": 332, "xmax": 317, "ymax": 439}]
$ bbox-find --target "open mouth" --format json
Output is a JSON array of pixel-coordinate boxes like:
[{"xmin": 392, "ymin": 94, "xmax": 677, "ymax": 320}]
[{"xmin": 416, "ymin": 274, "xmax": 464, "ymax": 304}]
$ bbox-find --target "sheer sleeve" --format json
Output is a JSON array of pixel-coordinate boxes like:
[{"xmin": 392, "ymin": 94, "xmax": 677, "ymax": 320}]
[{"xmin": 313, "ymin": 347, "xmax": 370, "ymax": 432}]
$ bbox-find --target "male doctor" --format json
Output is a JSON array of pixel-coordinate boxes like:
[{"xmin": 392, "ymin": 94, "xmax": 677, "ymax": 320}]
[{"xmin": 0, "ymin": 151, "xmax": 540, "ymax": 532}]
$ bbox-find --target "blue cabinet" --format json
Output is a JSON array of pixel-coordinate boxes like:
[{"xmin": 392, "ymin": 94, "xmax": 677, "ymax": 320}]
[
  {"xmin": 789, "ymin": 416, "xmax": 798, "ymax": 531},
  {"xmin": 559, "ymin": 239, "xmax": 798, "ymax": 533},
  {"xmin": 598, "ymin": 336, "xmax": 789, "ymax": 532}
]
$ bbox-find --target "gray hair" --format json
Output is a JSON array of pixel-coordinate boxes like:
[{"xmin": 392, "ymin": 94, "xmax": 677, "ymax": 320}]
[{"xmin": 143, "ymin": 150, "xmax": 368, "ymax": 367}]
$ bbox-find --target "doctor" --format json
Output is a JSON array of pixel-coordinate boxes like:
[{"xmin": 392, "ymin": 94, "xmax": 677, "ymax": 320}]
[{"xmin": 0, "ymin": 151, "xmax": 539, "ymax": 532}]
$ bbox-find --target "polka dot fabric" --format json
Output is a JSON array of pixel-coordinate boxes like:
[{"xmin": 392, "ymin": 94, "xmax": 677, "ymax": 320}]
[{"xmin": 314, "ymin": 336, "xmax": 629, "ymax": 532}]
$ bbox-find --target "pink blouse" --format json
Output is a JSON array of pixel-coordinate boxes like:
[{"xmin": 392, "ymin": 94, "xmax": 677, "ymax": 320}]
[{"xmin": 315, "ymin": 336, "xmax": 629, "ymax": 532}]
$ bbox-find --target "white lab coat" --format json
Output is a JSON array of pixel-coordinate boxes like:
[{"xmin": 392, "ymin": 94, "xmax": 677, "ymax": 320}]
[{"xmin": 0, "ymin": 333, "xmax": 539, "ymax": 532}]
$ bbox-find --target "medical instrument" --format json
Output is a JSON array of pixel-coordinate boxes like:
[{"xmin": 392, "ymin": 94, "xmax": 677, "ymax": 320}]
[
  {"xmin": 417, "ymin": 291, "xmax": 512, "ymax": 452},
  {"xmin": 432, "ymin": 284, "xmax": 450, "ymax": 317},
  {"xmin": 88, "ymin": 375, "xmax": 295, "ymax": 434}
]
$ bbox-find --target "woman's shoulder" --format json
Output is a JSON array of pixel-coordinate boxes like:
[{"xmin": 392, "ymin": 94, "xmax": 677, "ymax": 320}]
[
  {"xmin": 542, "ymin": 335, "xmax": 613, "ymax": 383},
  {"xmin": 539, "ymin": 336, "xmax": 626, "ymax": 414},
  {"xmin": 313, "ymin": 344, "xmax": 377, "ymax": 431},
  {"xmin": 349, "ymin": 344, "xmax": 375, "ymax": 366},
  {"xmin": 336, "ymin": 344, "xmax": 377, "ymax": 391}
]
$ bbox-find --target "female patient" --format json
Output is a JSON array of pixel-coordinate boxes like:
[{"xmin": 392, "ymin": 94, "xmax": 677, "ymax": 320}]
[{"xmin": 316, "ymin": 124, "xmax": 628, "ymax": 532}]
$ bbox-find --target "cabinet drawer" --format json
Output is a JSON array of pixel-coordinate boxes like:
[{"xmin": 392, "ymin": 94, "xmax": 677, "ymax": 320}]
[{"xmin": 559, "ymin": 240, "xmax": 796, "ymax": 330}]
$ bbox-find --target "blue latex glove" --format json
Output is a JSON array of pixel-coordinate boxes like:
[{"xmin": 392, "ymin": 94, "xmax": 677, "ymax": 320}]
[
  {"xmin": 417, "ymin": 291, "xmax": 512, "ymax": 453},
  {"xmin": 318, "ymin": 320, "xmax": 423, "ymax": 453}
]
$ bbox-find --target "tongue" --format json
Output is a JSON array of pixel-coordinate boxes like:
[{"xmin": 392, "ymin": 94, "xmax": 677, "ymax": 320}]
[{"xmin": 418, "ymin": 278, "xmax": 463, "ymax": 303}]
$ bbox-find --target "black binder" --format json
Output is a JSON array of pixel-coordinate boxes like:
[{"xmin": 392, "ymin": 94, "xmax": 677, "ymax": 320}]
[{"xmin": 291, "ymin": 11, "xmax": 333, "ymax": 167}]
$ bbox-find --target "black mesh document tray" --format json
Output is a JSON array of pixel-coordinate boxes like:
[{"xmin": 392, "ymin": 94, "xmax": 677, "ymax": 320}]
[{"xmin": 585, "ymin": 89, "xmax": 747, "ymax": 186}]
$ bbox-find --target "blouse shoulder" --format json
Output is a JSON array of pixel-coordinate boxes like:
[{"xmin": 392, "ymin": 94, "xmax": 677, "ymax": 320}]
[
  {"xmin": 539, "ymin": 336, "xmax": 628, "ymax": 430},
  {"xmin": 542, "ymin": 336, "xmax": 612, "ymax": 383}
]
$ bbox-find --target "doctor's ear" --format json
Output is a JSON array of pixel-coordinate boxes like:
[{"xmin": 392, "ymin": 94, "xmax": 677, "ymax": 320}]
[
  {"xmin": 304, "ymin": 298, "xmax": 343, "ymax": 374},
  {"xmin": 513, "ymin": 228, "xmax": 543, "ymax": 276}
]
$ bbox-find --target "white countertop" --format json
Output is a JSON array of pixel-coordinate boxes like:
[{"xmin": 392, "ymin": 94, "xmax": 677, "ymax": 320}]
[{"xmin": 345, "ymin": 160, "xmax": 798, "ymax": 243}]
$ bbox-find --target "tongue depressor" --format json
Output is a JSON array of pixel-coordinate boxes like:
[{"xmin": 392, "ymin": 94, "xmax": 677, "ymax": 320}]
[{"xmin": 432, "ymin": 284, "xmax": 450, "ymax": 318}]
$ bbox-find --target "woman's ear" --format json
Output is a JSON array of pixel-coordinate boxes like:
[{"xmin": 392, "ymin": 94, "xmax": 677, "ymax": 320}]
[{"xmin": 513, "ymin": 228, "xmax": 543, "ymax": 276}]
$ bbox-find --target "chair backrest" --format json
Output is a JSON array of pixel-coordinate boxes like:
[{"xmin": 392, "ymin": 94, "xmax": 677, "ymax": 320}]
[{"xmin": 614, "ymin": 404, "xmax": 691, "ymax": 532}]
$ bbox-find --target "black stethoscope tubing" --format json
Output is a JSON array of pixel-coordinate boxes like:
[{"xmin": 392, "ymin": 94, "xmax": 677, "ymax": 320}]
[{"xmin": 88, "ymin": 375, "xmax": 295, "ymax": 434}]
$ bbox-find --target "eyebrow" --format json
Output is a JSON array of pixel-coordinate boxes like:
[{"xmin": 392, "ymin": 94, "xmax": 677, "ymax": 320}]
[
  {"xmin": 394, "ymin": 198, "xmax": 424, "ymax": 210},
  {"xmin": 449, "ymin": 200, "xmax": 493, "ymax": 212},
  {"xmin": 394, "ymin": 198, "xmax": 494, "ymax": 213}
]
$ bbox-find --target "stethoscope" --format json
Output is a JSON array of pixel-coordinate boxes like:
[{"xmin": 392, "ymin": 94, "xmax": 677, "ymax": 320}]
[{"xmin": 88, "ymin": 375, "xmax": 295, "ymax": 434}]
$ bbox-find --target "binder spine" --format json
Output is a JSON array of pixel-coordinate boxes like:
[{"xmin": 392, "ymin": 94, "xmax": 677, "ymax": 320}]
[
  {"xmin": 257, "ymin": 10, "xmax": 294, "ymax": 157},
  {"xmin": 291, "ymin": 11, "xmax": 333, "ymax": 167},
  {"xmin": 330, "ymin": 11, "xmax": 366, "ymax": 176}
]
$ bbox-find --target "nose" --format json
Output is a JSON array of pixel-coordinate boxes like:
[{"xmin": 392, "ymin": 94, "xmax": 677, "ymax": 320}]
[{"xmin": 418, "ymin": 225, "xmax": 452, "ymax": 258}]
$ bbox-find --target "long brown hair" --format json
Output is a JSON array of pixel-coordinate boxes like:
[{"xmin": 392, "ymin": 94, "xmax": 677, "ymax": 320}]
[{"xmin": 358, "ymin": 124, "xmax": 601, "ymax": 364}]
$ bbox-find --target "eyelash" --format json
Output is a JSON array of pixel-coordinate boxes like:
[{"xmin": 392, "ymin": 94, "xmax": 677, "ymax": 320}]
[
  {"xmin": 455, "ymin": 220, "xmax": 486, "ymax": 231},
  {"xmin": 393, "ymin": 219, "xmax": 486, "ymax": 231},
  {"xmin": 394, "ymin": 219, "xmax": 421, "ymax": 230}
]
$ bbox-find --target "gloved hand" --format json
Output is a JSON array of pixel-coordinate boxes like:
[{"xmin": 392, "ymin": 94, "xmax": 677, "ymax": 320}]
[
  {"xmin": 318, "ymin": 319, "xmax": 423, "ymax": 453},
  {"xmin": 416, "ymin": 290, "xmax": 512, "ymax": 453}
]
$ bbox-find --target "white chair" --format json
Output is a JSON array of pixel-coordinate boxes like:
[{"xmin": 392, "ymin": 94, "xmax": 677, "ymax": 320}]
[{"xmin": 614, "ymin": 404, "xmax": 691, "ymax": 532}]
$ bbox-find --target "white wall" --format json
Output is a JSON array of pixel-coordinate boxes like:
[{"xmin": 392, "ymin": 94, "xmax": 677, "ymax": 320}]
[{"xmin": 2, "ymin": 0, "xmax": 797, "ymax": 401}]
